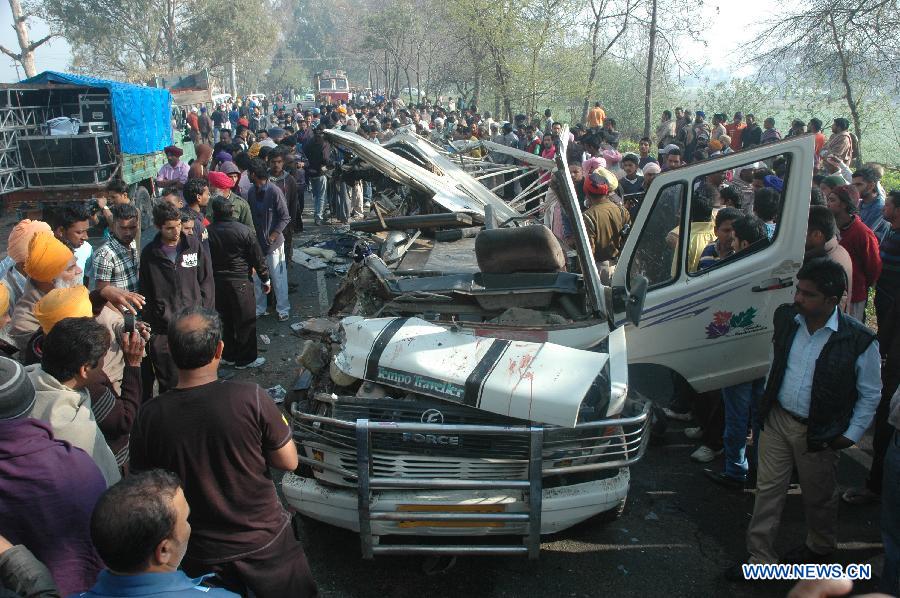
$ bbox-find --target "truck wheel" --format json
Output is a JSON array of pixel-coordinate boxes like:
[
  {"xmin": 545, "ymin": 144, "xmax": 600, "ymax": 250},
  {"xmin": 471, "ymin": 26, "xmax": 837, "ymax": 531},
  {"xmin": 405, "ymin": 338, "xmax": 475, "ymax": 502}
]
[{"xmin": 132, "ymin": 186, "xmax": 154, "ymax": 231}]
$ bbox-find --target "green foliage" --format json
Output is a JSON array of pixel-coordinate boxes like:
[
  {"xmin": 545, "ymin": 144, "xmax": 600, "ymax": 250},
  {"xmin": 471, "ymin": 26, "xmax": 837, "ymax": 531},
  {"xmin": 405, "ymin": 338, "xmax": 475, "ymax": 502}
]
[
  {"xmin": 41, "ymin": 0, "xmax": 280, "ymax": 84},
  {"xmin": 693, "ymin": 79, "xmax": 771, "ymax": 118},
  {"xmin": 38, "ymin": 0, "xmax": 899, "ymax": 165},
  {"xmin": 883, "ymin": 168, "xmax": 900, "ymax": 193}
]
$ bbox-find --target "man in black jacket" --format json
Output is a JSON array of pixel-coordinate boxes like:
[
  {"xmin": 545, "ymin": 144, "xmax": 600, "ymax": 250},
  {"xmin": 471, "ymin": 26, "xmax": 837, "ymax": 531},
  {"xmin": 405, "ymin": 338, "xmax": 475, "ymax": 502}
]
[
  {"xmin": 208, "ymin": 197, "xmax": 270, "ymax": 369},
  {"xmin": 303, "ymin": 126, "xmax": 329, "ymax": 226},
  {"xmin": 727, "ymin": 258, "xmax": 881, "ymax": 579},
  {"xmin": 741, "ymin": 114, "xmax": 762, "ymax": 149},
  {"xmin": 139, "ymin": 203, "xmax": 214, "ymax": 393}
]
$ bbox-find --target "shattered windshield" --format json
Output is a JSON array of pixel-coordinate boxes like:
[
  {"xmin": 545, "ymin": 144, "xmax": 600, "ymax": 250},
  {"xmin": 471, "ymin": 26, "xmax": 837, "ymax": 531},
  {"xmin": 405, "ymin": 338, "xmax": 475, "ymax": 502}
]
[{"xmin": 627, "ymin": 182, "xmax": 686, "ymax": 289}]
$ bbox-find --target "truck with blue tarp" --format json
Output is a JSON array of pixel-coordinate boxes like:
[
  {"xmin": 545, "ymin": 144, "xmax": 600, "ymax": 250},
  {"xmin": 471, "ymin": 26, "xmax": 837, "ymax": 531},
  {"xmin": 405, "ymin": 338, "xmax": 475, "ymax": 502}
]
[{"xmin": 0, "ymin": 70, "xmax": 195, "ymax": 224}]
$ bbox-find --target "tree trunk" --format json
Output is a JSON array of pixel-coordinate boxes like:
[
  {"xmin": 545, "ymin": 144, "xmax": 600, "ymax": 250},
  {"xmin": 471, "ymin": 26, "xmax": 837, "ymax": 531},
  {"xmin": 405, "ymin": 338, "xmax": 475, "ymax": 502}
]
[
  {"xmin": 8, "ymin": 0, "xmax": 36, "ymax": 77},
  {"xmin": 229, "ymin": 57, "xmax": 237, "ymax": 98},
  {"xmin": 643, "ymin": 0, "xmax": 657, "ymax": 139},
  {"xmin": 405, "ymin": 67, "xmax": 413, "ymax": 105},
  {"xmin": 581, "ymin": 0, "xmax": 632, "ymax": 124},
  {"xmin": 581, "ymin": 38, "xmax": 599, "ymax": 122},
  {"xmin": 473, "ymin": 71, "xmax": 482, "ymax": 111},
  {"xmin": 166, "ymin": 0, "xmax": 177, "ymax": 73},
  {"xmin": 384, "ymin": 49, "xmax": 390, "ymax": 96},
  {"xmin": 415, "ymin": 54, "xmax": 421, "ymax": 104}
]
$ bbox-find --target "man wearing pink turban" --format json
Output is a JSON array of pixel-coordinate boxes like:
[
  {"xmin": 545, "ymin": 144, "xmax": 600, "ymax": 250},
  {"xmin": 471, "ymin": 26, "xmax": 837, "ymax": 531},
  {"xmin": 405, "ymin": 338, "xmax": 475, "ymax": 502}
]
[{"xmin": 581, "ymin": 157, "xmax": 607, "ymax": 179}]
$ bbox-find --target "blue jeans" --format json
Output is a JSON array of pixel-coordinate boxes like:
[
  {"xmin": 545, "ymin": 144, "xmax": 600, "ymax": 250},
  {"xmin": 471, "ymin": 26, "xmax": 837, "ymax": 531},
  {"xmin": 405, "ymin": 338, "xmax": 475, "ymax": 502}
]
[
  {"xmin": 882, "ymin": 428, "xmax": 900, "ymax": 595},
  {"xmin": 310, "ymin": 176, "xmax": 327, "ymax": 221},
  {"xmin": 722, "ymin": 377, "xmax": 766, "ymax": 480}
]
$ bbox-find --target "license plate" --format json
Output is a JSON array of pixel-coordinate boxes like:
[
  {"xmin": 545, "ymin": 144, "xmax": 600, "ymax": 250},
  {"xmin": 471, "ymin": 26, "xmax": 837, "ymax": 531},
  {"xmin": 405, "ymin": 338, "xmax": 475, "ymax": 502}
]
[{"xmin": 396, "ymin": 504, "xmax": 507, "ymax": 528}]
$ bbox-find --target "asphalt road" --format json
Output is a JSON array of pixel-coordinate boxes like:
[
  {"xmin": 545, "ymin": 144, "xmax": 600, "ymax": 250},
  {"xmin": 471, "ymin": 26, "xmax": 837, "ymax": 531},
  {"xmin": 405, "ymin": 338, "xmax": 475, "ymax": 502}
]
[
  {"xmin": 242, "ymin": 224, "xmax": 885, "ymax": 598},
  {"xmin": 285, "ymin": 424, "xmax": 881, "ymax": 598}
]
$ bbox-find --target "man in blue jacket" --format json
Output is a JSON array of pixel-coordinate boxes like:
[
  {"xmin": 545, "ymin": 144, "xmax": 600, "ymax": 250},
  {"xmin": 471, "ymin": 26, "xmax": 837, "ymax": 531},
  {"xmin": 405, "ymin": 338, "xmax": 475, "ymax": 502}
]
[{"xmin": 78, "ymin": 470, "xmax": 238, "ymax": 597}]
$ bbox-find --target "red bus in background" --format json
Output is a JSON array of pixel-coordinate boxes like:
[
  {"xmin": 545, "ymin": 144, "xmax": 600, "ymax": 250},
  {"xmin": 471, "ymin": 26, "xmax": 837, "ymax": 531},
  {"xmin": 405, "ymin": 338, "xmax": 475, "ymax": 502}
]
[{"xmin": 314, "ymin": 70, "xmax": 350, "ymax": 105}]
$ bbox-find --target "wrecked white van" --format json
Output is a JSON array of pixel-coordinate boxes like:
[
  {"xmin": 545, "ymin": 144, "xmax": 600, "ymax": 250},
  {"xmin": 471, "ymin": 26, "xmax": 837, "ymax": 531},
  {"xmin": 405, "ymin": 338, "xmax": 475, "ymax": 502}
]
[{"xmin": 282, "ymin": 132, "xmax": 814, "ymax": 558}]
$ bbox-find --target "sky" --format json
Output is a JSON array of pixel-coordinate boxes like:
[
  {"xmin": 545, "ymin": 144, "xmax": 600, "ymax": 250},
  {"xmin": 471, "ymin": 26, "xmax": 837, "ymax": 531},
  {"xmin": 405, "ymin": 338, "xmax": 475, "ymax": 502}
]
[
  {"xmin": 0, "ymin": 2, "xmax": 70, "ymax": 80},
  {"xmin": 0, "ymin": 0, "xmax": 781, "ymax": 83}
]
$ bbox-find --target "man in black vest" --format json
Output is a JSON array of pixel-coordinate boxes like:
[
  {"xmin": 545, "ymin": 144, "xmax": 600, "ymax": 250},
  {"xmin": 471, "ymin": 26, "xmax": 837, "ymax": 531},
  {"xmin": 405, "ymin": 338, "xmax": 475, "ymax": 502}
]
[{"xmin": 728, "ymin": 258, "xmax": 881, "ymax": 578}]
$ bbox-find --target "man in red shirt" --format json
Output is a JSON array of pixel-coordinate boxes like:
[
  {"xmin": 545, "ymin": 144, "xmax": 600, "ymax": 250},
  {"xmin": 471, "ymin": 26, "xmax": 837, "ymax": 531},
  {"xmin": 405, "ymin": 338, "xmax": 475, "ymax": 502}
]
[
  {"xmin": 827, "ymin": 184, "xmax": 882, "ymax": 322},
  {"xmin": 808, "ymin": 118, "xmax": 827, "ymax": 169},
  {"xmin": 186, "ymin": 108, "xmax": 200, "ymax": 144},
  {"xmin": 725, "ymin": 112, "xmax": 745, "ymax": 152}
]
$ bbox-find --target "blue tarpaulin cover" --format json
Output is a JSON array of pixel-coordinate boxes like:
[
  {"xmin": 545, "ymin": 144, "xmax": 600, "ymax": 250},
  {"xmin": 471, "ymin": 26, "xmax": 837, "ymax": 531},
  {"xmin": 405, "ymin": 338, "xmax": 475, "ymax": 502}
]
[{"xmin": 22, "ymin": 71, "xmax": 172, "ymax": 155}]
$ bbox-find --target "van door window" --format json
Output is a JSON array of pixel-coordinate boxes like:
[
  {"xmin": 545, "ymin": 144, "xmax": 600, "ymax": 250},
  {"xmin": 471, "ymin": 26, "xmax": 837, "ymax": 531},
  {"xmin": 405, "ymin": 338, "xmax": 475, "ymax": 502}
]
[
  {"xmin": 627, "ymin": 182, "xmax": 686, "ymax": 289},
  {"xmin": 687, "ymin": 154, "xmax": 790, "ymax": 274}
]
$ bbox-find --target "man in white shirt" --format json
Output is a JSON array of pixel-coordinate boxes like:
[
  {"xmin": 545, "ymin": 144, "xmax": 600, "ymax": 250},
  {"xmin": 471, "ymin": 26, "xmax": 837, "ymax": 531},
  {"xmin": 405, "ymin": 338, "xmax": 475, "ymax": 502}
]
[{"xmin": 728, "ymin": 258, "xmax": 881, "ymax": 579}]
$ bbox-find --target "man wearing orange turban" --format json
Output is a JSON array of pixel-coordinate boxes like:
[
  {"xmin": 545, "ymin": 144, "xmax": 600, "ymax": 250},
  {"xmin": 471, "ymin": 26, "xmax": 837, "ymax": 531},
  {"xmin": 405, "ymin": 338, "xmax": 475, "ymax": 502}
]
[
  {"xmin": 23, "ymin": 282, "xmax": 146, "ymax": 471},
  {"xmin": 34, "ymin": 286, "xmax": 94, "ymax": 334},
  {"xmin": 19, "ymin": 285, "xmax": 95, "ymax": 364},
  {"xmin": 0, "ymin": 282, "xmax": 10, "ymax": 329},
  {"xmin": 24, "ymin": 232, "xmax": 76, "ymax": 284},
  {"xmin": 10, "ymin": 232, "xmax": 81, "ymax": 351},
  {"xmin": 0, "ymin": 219, "xmax": 52, "ymax": 315}
]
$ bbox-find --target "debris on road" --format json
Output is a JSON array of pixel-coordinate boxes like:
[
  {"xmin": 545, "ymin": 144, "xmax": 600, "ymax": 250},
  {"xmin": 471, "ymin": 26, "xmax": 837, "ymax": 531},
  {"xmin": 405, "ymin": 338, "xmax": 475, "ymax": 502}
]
[{"xmin": 266, "ymin": 385, "xmax": 286, "ymax": 403}]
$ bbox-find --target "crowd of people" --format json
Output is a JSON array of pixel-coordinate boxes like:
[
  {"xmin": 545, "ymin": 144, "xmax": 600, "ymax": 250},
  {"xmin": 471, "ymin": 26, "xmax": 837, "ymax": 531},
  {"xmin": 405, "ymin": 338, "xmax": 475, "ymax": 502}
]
[
  {"xmin": 0, "ymin": 113, "xmax": 318, "ymax": 595},
  {"xmin": 0, "ymin": 88, "xmax": 897, "ymax": 596}
]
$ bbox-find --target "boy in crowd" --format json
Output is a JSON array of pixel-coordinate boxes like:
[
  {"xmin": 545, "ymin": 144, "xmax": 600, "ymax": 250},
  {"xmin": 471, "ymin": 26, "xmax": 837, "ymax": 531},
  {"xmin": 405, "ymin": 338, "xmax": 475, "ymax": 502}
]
[
  {"xmin": 697, "ymin": 207, "xmax": 742, "ymax": 270},
  {"xmin": 618, "ymin": 154, "xmax": 644, "ymax": 205},
  {"xmin": 638, "ymin": 137, "xmax": 657, "ymax": 169}
]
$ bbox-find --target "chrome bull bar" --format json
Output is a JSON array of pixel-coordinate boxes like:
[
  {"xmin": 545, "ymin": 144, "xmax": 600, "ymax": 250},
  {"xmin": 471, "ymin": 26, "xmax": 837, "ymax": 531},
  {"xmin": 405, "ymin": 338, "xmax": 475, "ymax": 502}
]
[{"xmin": 289, "ymin": 399, "xmax": 651, "ymax": 558}]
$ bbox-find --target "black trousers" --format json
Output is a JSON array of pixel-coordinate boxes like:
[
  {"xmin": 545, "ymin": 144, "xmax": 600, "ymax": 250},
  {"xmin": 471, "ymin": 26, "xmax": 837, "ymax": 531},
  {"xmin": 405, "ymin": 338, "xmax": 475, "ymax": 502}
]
[
  {"xmin": 147, "ymin": 334, "xmax": 178, "ymax": 393},
  {"xmin": 215, "ymin": 277, "xmax": 257, "ymax": 366},
  {"xmin": 866, "ymin": 288, "xmax": 900, "ymax": 493},
  {"xmin": 182, "ymin": 522, "xmax": 317, "ymax": 598}
]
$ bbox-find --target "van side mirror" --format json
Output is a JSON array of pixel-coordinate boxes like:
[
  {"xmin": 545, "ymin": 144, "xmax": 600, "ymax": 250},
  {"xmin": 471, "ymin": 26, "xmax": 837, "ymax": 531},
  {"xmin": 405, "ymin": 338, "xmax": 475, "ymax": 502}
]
[{"xmin": 624, "ymin": 275, "xmax": 648, "ymax": 326}]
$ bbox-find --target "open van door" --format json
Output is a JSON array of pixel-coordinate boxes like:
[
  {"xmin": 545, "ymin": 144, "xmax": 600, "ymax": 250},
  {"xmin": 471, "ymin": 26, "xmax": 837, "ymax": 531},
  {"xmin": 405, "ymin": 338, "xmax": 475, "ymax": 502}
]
[{"xmin": 611, "ymin": 136, "xmax": 815, "ymax": 392}]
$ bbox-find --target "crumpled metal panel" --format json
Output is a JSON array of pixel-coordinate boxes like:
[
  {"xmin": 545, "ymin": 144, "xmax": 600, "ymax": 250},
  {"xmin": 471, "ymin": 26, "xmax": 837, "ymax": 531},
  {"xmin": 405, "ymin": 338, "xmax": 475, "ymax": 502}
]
[
  {"xmin": 384, "ymin": 130, "xmax": 521, "ymax": 223},
  {"xmin": 324, "ymin": 129, "xmax": 519, "ymax": 223},
  {"xmin": 334, "ymin": 316, "xmax": 609, "ymax": 427}
]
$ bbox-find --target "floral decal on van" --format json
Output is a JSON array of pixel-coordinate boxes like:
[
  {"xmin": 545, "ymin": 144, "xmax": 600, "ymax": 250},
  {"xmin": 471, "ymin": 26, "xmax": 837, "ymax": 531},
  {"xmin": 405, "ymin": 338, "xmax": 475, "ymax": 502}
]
[{"xmin": 705, "ymin": 308, "xmax": 761, "ymax": 339}]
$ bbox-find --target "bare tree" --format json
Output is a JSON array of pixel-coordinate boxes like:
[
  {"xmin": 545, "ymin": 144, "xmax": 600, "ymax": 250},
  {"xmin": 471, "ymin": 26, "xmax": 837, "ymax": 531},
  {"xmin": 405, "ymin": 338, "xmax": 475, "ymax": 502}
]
[
  {"xmin": 745, "ymin": 0, "xmax": 900, "ymax": 161},
  {"xmin": 632, "ymin": 0, "xmax": 706, "ymax": 138},
  {"xmin": 580, "ymin": 0, "xmax": 634, "ymax": 122},
  {"xmin": 0, "ymin": 0, "xmax": 54, "ymax": 78}
]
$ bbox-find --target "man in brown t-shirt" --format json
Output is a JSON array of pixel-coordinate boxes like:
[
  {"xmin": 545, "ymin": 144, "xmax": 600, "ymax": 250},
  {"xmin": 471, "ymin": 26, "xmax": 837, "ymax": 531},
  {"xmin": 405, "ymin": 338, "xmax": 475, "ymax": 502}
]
[{"xmin": 129, "ymin": 307, "xmax": 317, "ymax": 598}]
